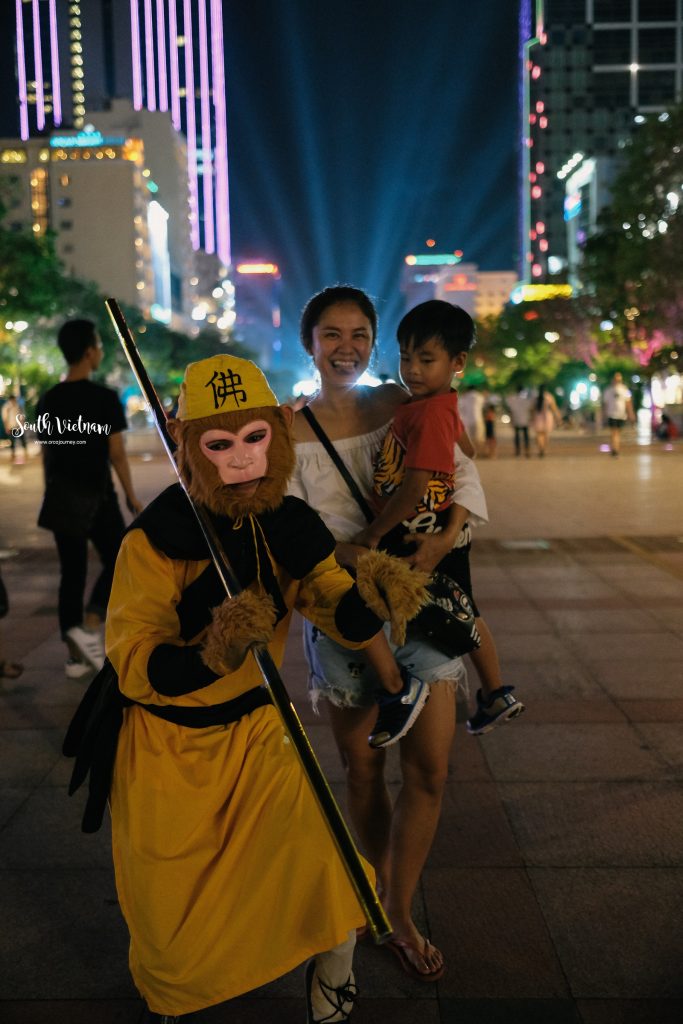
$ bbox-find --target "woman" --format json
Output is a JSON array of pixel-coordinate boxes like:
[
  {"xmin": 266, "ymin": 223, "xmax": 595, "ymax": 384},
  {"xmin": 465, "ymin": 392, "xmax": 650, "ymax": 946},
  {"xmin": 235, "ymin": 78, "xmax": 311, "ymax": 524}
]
[
  {"xmin": 288, "ymin": 286, "xmax": 486, "ymax": 981},
  {"xmin": 531, "ymin": 383, "xmax": 561, "ymax": 457}
]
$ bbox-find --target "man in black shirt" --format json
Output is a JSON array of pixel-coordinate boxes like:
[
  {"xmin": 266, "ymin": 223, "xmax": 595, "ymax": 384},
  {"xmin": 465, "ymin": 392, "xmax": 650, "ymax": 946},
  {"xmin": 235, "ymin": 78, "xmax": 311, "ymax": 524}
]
[{"xmin": 37, "ymin": 319, "xmax": 143, "ymax": 677}]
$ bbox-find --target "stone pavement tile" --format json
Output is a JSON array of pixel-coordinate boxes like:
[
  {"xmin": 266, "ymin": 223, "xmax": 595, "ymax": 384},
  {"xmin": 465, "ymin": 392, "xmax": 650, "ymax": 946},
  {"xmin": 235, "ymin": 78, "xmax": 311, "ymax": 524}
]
[
  {"xmin": 577, "ymin": 998, "xmax": 683, "ymax": 1024},
  {"xmin": 480, "ymin": 723, "xmax": 671, "ymax": 782},
  {"xmin": 0, "ymin": 785, "xmax": 112, "ymax": 869},
  {"xmin": 233, "ymin": 998, "xmax": 440, "ymax": 1024},
  {"xmin": 651, "ymin": 607, "xmax": 683, "ymax": 636},
  {"xmin": 450, "ymin": 722, "xmax": 495, "ymax": 781},
  {"xmin": 637, "ymin": 724, "xmax": 683, "ymax": 775},
  {"xmin": 577, "ymin": 632, "xmax": 683, "ymax": 664},
  {"xmin": 618, "ymin": 699, "xmax": 683, "ymax": 722},
  {"xmin": 511, "ymin": 578, "xmax": 618, "ymax": 601},
  {"xmin": 2, "ymin": 667, "xmax": 95, "ymax": 706},
  {"xmin": 427, "ymin": 782, "xmax": 524, "ymax": 869},
  {"xmin": 543, "ymin": 608, "xmax": 662, "ymax": 633},
  {"xmin": 423, "ymin": 868, "xmax": 569, "ymax": 999},
  {"xmin": 493, "ymin": 634, "xmax": 576, "ymax": 662},
  {"xmin": 499, "ymin": 781, "xmax": 683, "ymax": 866},
  {"xmin": 591, "ymin": 660, "xmax": 683, "ymax": 700},
  {"xmin": 438, "ymin": 1000, "xmax": 582, "ymax": 1023},
  {"xmin": 528, "ymin": 868, "xmax": 683, "ymax": 998},
  {"xmin": 0, "ymin": 1001, "xmax": 143, "ymax": 1023},
  {"xmin": 607, "ymin": 575, "xmax": 683, "ymax": 599},
  {"xmin": 495, "ymin": 661, "xmax": 606, "ymax": 700},
  {"xmin": 477, "ymin": 607, "xmax": 552, "ymax": 634},
  {"xmin": 1, "ymin": 701, "xmax": 74, "ymax": 730},
  {"xmin": 0, "ymin": 728, "xmax": 63, "ymax": 785},
  {"xmin": 1, "ymin": 868, "xmax": 134, "ymax": 999},
  {"xmin": 0, "ymin": 786, "xmax": 31, "ymax": 828},
  {"xmin": 525, "ymin": 699, "xmax": 625, "ymax": 724}
]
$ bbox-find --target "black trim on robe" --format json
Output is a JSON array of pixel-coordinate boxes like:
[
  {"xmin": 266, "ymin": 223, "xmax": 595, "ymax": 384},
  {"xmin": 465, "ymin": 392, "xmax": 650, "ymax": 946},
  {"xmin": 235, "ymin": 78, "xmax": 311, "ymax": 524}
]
[
  {"xmin": 334, "ymin": 586, "xmax": 384, "ymax": 642},
  {"xmin": 147, "ymin": 643, "xmax": 220, "ymax": 696}
]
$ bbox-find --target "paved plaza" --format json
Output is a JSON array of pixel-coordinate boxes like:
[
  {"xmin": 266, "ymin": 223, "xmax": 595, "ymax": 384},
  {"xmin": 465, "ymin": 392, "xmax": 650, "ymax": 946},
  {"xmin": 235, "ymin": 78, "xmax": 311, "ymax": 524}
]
[{"xmin": 1, "ymin": 427, "xmax": 683, "ymax": 1023}]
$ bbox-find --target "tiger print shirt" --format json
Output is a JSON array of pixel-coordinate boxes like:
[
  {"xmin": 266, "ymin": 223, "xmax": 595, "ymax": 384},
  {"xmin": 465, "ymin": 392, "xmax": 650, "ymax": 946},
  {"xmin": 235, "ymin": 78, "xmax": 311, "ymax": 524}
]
[{"xmin": 372, "ymin": 390, "xmax": 463, "ymax": 541}]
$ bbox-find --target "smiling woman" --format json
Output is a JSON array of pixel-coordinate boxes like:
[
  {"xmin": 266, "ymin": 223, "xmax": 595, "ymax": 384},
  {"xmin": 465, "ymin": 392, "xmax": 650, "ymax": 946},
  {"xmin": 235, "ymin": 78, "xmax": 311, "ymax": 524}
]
[{"xmin": 288, "ymin": 285, "xmax": 480, "ymax": 981}]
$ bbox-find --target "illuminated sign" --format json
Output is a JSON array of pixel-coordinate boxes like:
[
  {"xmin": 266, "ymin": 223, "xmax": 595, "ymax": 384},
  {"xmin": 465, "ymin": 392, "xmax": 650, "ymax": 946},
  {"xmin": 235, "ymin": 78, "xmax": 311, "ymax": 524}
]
[
  {"xmin": 405, "ymin": 254, "xmax": 463, "ymax": 266},
  {"xmin": 50, "ymin": 131, "xmax": 125, "ymax": 148},
  {"xmin": 510, "ymin": 284, "xmax": 573, "ymax": 304},
  {"xmin": 564, "ymin": 192, "xmax": 582, "ymax": 221},
  {"xmin": 236, "ymin": 263, "xmax": 279, "ymax": 275}
]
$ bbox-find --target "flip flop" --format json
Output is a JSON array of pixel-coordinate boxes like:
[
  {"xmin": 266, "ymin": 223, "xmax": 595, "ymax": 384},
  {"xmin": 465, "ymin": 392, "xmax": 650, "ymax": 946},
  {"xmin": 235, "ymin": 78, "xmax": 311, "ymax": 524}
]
[
  {"xmin": 0, "ymin": 660, "xmax": 24, "ymax": 679},
  {"xmin": 386, "ymin": 936, "xmax": 445, "ymax": 982}
]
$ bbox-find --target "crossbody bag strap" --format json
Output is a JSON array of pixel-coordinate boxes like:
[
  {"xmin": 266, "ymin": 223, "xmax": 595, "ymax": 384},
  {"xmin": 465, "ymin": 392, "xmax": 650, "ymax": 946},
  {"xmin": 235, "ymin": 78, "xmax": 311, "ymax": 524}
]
[{"xmin": 301, "ymin": 404, "xmax": 374, "ymax": 524}]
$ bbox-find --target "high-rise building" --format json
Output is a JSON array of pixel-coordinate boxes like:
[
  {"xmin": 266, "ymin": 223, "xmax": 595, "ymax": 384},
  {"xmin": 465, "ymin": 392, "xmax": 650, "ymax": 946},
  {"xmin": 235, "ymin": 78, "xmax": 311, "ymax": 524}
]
[
  {"xmin": 519, "ymin": 0, "xmax": 682, "ymax": 284},
  {"xmin": 232, "ymin": 263, "xmax": 282, "ymax": 369},
  {"xmin": 0, "ymin": 130, "xmax": 164, "ymax": 312},
  {"xmin": 11, "ymin": 1, "xmax": 231, "ymax": 267},
  {"xmin": 401, "ymin": 254, "xmax": 516, "ymax": 321}
]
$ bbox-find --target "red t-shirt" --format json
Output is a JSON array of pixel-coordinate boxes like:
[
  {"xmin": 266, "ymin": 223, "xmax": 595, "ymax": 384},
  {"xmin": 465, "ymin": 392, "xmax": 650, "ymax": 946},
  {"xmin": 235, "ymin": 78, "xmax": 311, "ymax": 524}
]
[{"xmin": 373, "ymin": 390, "xmax": 463, "ymax": 517}]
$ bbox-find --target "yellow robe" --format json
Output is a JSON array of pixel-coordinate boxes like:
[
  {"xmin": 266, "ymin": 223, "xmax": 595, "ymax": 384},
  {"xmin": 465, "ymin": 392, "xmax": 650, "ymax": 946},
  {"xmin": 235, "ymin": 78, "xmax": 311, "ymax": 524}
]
[{"xmin": 106, "ymin": 527, "xmax": 374, "ymax": 1016}]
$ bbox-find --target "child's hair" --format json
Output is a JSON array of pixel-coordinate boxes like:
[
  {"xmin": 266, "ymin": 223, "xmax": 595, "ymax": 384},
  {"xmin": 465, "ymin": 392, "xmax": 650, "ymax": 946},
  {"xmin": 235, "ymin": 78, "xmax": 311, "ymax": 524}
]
[{"xmin": 397, "ymin": 300, "xmax": 475, "ymax": 357}]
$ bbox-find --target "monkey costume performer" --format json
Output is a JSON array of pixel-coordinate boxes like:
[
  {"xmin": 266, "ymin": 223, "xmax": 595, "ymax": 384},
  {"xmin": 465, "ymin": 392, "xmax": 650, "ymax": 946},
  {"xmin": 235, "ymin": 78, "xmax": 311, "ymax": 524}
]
[{"xmin": 105, "ymin": 355, "xmax": 425, "ymax": 1022}]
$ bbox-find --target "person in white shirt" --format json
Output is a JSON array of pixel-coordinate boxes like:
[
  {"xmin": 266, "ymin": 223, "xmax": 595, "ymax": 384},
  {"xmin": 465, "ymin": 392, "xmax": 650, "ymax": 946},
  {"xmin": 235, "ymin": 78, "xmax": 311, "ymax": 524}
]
[
  {"xmin": 457, "ymin": 385, "xmax": 485, "ymax": 448},
  {"xmin": 505, "ymin": 386, "xmax": 532, "ymax": 458},
  {"xmin": 602, "ymin": 372, "xmax": 635, "ymax": 457}
]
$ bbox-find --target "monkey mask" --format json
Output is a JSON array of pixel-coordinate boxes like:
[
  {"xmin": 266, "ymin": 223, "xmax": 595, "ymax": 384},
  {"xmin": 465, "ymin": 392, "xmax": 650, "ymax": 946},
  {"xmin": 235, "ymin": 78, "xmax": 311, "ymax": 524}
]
[{"xmin": 169, "ymin": 354, "xmax": 295, "ymax": 519}]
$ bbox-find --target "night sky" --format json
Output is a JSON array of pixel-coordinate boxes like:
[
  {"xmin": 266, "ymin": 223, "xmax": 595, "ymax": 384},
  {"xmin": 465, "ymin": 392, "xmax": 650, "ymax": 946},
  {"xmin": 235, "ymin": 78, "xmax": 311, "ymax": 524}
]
[
  {"xmin": 0, "ymin": 1, "xmax": 521, "ymax": 367},
  {"xmin": 223, "ymin": 0, "xmax": 520, "ymax": 360}
]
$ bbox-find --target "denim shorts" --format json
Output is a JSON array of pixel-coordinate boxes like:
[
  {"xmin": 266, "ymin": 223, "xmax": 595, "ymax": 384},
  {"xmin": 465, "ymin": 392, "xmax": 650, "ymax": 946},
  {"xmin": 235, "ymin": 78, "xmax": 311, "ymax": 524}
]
[{"xmin": 304, "ymin": 620, "xmax": 467, "ymax": 710}]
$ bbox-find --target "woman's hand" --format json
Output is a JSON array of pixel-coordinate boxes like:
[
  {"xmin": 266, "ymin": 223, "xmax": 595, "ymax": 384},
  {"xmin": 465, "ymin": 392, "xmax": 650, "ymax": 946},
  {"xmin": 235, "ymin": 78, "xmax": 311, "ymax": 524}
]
[{"xmin": 400, "ymin": 531, "xmax": 452, "ymax": 574}]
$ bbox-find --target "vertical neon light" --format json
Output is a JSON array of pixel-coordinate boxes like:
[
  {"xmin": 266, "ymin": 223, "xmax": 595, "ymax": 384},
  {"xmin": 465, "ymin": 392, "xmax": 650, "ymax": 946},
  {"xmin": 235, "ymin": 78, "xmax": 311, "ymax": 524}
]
[
  {"xmin": 48, "ymin": 0, "xmax": 62, "ymax": 126},
  {"xmin": 168, "ymin": 0, "xmax": 181, "ymax": 130},
  {"xmin": 210, "ymin": 0, "xmax": 231, "ymax": 266},
  {"xmin": 16, "ymin": 0, "xmax": 29, "ymax": 140},
  {"xmin": 156, "ymin": 0, "xmax": 168, "ymax": 111},
  {"xmin": 32, "ymin": 0, "xmax": 45, "ymax": 130},
  {"xmin": 144, "ymin": 0, "xmax": 156, "ymax": 110},
  {"xmin": 130, "ymin": 0, "xmax": 143, "ymax": 110},
  {"xmin": 183, "ymin": 0, "xmax": 200, "ymax": 249},
  {"xmin": 198, "ymin": 0, "xmax": 215, "ymax": 253}
]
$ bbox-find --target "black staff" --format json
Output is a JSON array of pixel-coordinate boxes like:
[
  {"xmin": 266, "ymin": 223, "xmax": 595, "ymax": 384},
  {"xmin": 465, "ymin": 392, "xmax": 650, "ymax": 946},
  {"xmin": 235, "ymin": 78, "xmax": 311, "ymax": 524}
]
[{"xmin": 105, "ymin": 297, "xmax": 391, "ymax": 944}]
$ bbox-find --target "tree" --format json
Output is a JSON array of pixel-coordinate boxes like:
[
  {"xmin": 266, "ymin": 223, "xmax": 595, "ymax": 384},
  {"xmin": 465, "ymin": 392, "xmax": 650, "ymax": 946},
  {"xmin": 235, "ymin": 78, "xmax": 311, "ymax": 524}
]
[{"xmin": 581, "ymin": 105, "xmax": 683, "ymax": 365}]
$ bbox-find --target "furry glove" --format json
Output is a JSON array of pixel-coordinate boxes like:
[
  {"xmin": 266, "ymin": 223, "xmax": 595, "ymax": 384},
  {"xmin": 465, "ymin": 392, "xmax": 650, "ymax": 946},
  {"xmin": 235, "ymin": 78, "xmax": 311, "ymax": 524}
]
[
  {"xmin": 201, "ymin": 589, "xmax": 277, "ymax": 675},
  {"xmin": 355, "ymin": 549, "xmax": 430, "ymax": 646}
]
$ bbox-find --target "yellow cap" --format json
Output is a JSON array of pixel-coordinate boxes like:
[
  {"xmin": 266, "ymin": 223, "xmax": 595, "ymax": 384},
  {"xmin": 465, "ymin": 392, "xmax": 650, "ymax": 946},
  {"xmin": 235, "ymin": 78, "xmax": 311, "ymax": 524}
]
[{"xmin": 176, "ymin": 354, "xmax": 278, "ymax": 421}]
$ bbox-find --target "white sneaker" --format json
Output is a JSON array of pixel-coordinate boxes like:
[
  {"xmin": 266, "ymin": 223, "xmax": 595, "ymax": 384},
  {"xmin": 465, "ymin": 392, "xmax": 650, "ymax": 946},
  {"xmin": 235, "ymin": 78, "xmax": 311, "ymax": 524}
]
[
  {"xmin": 65, "ymin": 626, "xmax": 105, "ymax": 671},
  {"xmin": 65, "ymin": 658, "xmax": 92, "ymax": 680}
]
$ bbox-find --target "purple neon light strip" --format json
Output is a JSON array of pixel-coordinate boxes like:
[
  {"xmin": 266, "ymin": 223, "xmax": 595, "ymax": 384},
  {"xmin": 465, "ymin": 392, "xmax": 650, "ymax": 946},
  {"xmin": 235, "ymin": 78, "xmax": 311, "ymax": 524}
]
[
  {"xmin": 168, "ymin": 0, "xmax": 181, "ymax": 130},
  {"xmin": 156, "ymin": 0, "xmax": 168, "ymax": 111},
  {"xmin": 183, "ymin": 0, "xmax": 200, "ymax": 249},
  {"xmin": 144, "ymin": 0, "xmax": 156, "ymax": 110},
  {"xmin": 210, "ymin": 0, "xmax": 231, "ymax": 265},
  {"xmin": 48, "ymin": 0, "xmax": 62, "ymax": 125},
  {"xmin": 198, "ymin": 0, "xmax": 215, "ymax": 253},
  {"xmin": 15, "ymin": 0, "xmax": 29, "ymax": 140},
  {"xmin": 130, "ymin": 0, "xmax": 143, "ymax": 109},
  {"xmin": 32, "ymin": 0, "xmax": 45, "ymax": 130}
]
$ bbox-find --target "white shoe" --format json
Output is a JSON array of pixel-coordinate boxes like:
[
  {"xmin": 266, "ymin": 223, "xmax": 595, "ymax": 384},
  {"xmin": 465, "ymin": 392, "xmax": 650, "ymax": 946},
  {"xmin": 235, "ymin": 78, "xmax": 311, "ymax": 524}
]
[
  {"xmin": 65, "ymin": 626, "xmax": 105, "ymax": 671},
  {"xmin": 65, "ymin": 658, "xmax": 92, "ymax": 680}
]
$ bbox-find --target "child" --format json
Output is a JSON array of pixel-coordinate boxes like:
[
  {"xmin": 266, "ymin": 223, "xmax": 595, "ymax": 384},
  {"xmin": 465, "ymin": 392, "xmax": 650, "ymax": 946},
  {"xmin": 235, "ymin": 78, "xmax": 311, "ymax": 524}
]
[{"xmin": 355, "ymin": 299, "xmax": 525, "ymax": 735}]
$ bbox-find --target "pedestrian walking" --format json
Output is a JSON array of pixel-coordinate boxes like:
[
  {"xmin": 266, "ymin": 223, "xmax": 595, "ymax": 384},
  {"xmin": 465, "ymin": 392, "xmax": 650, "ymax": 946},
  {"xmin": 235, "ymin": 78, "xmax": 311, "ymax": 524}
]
[
  {"xmin": 1, "ymin": 395, "xmax": 28, "ymax": 464},
  {"xmin": 36, "ymin": 319, "xmax": 143, "ymax": 678},
  {"xmin": 506, "ymin": 385, "xmax": 531, "ymax": 457},
  {"xmin": 602, "ymin": 372, "xmax": 635, "ymax": 456},
  {"xmin": 458, "ymin": 385, "xmax": 485, "ymax": 451},
  {"xmin": 532, "ymin": 384, "xmax": 561, "ymax": 457}
]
